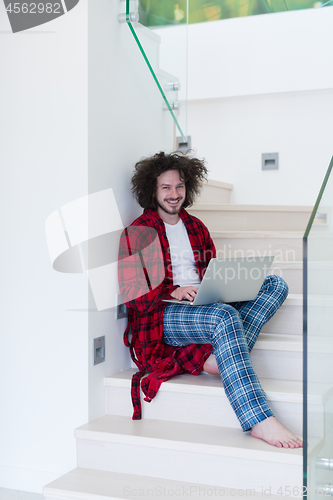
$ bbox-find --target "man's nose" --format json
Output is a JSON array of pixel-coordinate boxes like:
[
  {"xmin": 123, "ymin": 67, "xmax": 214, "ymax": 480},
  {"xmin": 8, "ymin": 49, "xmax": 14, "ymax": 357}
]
[{"xmin": 169, "ymin": 187, "xmax": 178, "ymax": 198}]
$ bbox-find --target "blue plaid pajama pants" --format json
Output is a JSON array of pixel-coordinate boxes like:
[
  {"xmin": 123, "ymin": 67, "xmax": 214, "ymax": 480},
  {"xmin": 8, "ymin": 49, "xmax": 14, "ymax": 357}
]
[{"xmin": 163, "ymin": 275, "xmax": 289, "ymax": 431}]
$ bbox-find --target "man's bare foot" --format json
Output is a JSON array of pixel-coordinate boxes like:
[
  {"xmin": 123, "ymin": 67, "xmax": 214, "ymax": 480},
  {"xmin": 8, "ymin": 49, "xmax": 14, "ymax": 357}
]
[
  {"xmin": 203, "ymin": 354, "xmax": 219, "ymax": 375},
  {"xmin": 251, "ymin": 416, "xmax": 303, "ymax": 448}
]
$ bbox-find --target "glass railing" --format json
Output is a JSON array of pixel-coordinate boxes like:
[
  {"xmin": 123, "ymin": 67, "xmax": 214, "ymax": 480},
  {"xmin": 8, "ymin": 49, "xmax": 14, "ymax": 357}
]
[
  {"xmin": 121, "ymin": 0, "xmax": 188, "ymax": 145},
  {"xmin": 303, "ymin": 156, "xmax": 333, "ymax": 499},
  {"xmin": 136, "ymin": 0, "xmax": 333, "ymax": 25}
]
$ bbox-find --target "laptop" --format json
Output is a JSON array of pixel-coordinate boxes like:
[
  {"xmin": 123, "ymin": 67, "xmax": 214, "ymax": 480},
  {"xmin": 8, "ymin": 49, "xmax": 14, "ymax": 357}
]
[{"xmin": 163, "ymin": 256, "xmax": 275, "ymax": 305}]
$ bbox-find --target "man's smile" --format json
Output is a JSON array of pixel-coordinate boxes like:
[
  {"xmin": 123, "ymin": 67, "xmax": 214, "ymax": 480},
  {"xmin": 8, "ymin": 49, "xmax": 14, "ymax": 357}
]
[{"xmin": 165, "ymin": 198, "xmax": 181, "ymax": 205}]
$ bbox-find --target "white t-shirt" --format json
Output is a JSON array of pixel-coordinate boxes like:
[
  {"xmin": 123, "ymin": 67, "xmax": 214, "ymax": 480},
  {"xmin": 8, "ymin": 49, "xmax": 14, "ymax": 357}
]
[{"xmin": 164, "ymin": 219, "xmax": 201, "ymax": 287}]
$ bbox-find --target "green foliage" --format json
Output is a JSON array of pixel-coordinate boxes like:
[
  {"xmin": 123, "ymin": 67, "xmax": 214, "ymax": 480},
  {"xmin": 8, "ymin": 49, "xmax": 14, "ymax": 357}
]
[{"xmin": 138, "ymin": 0, "xmax": 327, "ymax": 27}]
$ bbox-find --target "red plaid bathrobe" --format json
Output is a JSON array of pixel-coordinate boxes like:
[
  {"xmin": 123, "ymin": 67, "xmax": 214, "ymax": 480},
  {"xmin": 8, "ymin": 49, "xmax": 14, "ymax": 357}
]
[{"xmin": 118, "ymin": 208, "xmax": 216, "ymax": 419}]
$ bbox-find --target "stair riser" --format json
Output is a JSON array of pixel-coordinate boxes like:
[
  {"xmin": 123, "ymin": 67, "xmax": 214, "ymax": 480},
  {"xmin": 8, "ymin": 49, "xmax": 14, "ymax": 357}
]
[
  {"xmin": 44, "ymin": 497, "xmax": 69, "ymax": 500},
  {"xmin": 268, "ymin": 269, "xmax": 302, "ymax": 294},
  {"xmin": 42, "ymin": 468, "xmax": 292, "ymax": 500},
  {"xmin": 214, "ymin": 237, "xmax": 333, "ymax": 263},
  {"xmin": 42, "ymin": 490, "xmax": 295, "ymax": 500},
  {"xmin": 44, "ymin": 496, "xmax": 92, "ymax": 500},
  {"xmin": 308, "ymin": 355, "xmax": 333, "ymax": 384},
  {"xmin": 42, "ymin": 494, "xmax": 297, "ymax": 500},
  {"xmin": 188, "ymin": 210, "xmax": 310, "ymax": 232},
  {"xmin": 106, "ymin": 386, "xmax": 308, "ymax": 436},
  {"xmin": 308, "ymin": 306, "xmax": 333, "ymax": 338},
  {"xmin": 43, "ymin": 495, "xmax": 284, "ymax": 500},
  {"xmin": 265, "ymin": 305, "xmax": 302, "ymax": 335},
  {"xmin": 76, "ymin": 439, "xmax": 303, "ymax": 496},
  {"xmin": 307, "ymin": 238, "xmax": 333, "ymax": 261},
  {"xmin": 307, "ymin": 269, "xmax": 333, "ymax": 295},
  {"xmin": 213, "ymin": 237, "xmax": 303, "ymax": 262},
  {"xmin": 198, "ymin": 185, "xmax": 231, "ymax": 204},
  {"xmin": 251, "ymin": 350, "xmax": 302, "ymax": 381}
]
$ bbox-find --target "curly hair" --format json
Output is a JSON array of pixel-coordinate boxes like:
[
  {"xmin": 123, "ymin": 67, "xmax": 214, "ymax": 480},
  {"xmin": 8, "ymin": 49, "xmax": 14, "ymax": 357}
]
[{"xmin": 131, "ymin": 151, "xmax": 208, "ymax": 209}]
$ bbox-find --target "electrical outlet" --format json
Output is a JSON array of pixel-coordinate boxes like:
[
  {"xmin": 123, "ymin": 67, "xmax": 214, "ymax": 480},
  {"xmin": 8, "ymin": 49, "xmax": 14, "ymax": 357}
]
[{"xmin": 116, "ymin": 294, "xmax": 128, "ymax": 319}]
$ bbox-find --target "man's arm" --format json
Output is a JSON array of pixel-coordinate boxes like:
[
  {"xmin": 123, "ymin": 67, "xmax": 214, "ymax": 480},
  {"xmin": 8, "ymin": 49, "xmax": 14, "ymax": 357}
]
[{"xmin": 118, "ymin": 225, "xmax": 178, "ymax": 313}]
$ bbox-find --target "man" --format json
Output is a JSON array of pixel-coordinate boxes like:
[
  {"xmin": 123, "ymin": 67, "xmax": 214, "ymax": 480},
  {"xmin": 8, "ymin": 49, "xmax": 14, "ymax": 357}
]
[{"xmin": 118, "ymin": 151, "xmax": 302, "ymax": 449}]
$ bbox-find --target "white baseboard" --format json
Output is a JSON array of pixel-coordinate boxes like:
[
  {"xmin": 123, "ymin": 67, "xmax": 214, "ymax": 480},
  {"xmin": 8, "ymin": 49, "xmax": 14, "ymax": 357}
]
[{"xmin": 0, "ymin": 464, "xmax": 65, "ymax": 494}]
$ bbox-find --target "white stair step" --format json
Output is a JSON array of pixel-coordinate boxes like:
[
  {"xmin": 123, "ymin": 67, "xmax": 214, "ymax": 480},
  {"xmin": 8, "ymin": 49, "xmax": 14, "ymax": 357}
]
[
  {"xmin": 265, "ymin": 293, "xmax": 302, "ymax": 335},
  {"xmin": 308, "ymin": 333, "xmax": 333, "ymax": 385},
  {"xmin": 269, "ymin": 261, "xmax": 302, "ymax": 294},
  {"xmin": 307, "ymin": 234, "xmax": 333, "ymax": 261},
  {"xmin": 188, "ymin": 204, "xmax": 313, "ymax": 231},
  {"xmin": 251, "ymin": 333, "xmax": 302, "ymax": 381},
  {"xmin": 257, "ymin": 329, "xmax": 333, "ymax": 354},
  {"xmin": 75, "ymin": 415, "xmax": 307, "ymax": 495},
  {"xmin": 106, "ymin": 368, "xmax": 305, "ymax": 401},
  {"xmin": 304, "ymin": 294, "xmax": 333, "ymax": 341},
  {"xmin": 212, "ymin": 231, "xmax": 333, "ymax": 263},
  {"xmin": 251, "ymin": 349, "xmax": 301, "ymax": 381},
  {"xmin": 267, "ymin": 261, "xmax": 333, "ymax": 295},
  {"xmin": 105, "ymin": 368, "xmax": 331, "ymax": 436},
  {"xmin": 198, "ymin": 179, "xmax": 233, "ymax": 204},
  {"xmin": 43, "ymin": 467, "xmax": 288, "ymax": 500},
  {"xmin": 306, "ymin": 331, "xmax": 333, "ymax": 383},
  {"xmin": 307, "ymin": 261, "xmax": 333, "ymax": 295},
  {"xmin": 254, "ymin": 333, "xmax": 302, "ymax": 351},
  {"xmin": 212, "ymin": 230, "xmax": 303, "ymax": 261}
]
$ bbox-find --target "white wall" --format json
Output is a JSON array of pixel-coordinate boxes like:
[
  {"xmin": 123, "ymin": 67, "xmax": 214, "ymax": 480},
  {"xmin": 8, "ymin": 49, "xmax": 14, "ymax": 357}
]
[
  {"xmin": 0, "ymin": 0, "xmax": 89, "ymax": 493},
  {"xmin": 157, "ymin": 7, "xmax": 333, "ymax": 102},
  {"xmin": 157, "ymin": 7, "xmax": 333, "ymax": 206},
  {"xmin": 188, "ymin": 89, "xmax": 333, "ymax": 206},
  {"xmin": 0, "ymin": 0, "xmax": 174, "ymax": 493},
  {"xmin": 187, "ymin": 7, "xmax": 333, "ymax": 100}
]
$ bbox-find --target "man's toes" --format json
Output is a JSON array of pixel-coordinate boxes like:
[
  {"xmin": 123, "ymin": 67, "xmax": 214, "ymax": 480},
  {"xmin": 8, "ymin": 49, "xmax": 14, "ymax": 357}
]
[
  {"xmin": 289, "ymin": 437, "xmax": 301, "ymax": 447},
  {"xmin": 289, "ymin": 437, "xmax": 302, "ymax": 448}
]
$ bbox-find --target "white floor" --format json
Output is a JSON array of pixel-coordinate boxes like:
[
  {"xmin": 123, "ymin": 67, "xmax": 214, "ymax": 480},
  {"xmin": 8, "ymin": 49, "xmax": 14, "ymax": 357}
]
[{"xmin": 0, "ymin": 488, "xmax": 43, "ymax": 500}]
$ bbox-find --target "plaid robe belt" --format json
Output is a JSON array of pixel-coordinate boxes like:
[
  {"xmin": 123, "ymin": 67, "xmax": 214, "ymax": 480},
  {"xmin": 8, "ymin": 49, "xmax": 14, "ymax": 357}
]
[{"xmin": 118, "ymin": 208, "xmax": 216, "ymax": 419}]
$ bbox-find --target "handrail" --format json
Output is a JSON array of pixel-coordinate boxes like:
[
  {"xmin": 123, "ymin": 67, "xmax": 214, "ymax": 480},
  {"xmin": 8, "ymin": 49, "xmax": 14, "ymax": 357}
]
[{"xmin": 304, "ymin": 156, "xmax": 333, "ymax": 239}]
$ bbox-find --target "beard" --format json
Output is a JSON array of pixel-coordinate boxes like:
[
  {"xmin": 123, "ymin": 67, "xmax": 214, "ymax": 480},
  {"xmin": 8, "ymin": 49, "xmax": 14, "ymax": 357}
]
[{"xmin": 157, "ymin": 198, "xmax": 184, "ymax": 216}]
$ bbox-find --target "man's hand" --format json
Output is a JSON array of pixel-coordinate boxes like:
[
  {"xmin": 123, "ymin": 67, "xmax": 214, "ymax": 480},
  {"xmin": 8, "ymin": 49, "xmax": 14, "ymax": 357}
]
[{"xmin": 170, "ymin": 286, "xmax": 198, "ymax": 302}]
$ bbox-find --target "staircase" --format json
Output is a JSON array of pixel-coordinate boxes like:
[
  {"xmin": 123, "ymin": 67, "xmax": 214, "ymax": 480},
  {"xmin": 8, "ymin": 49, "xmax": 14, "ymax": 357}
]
[{"xmin": 43, "ymin": 180, "xmax": 328, "ymax": 500}]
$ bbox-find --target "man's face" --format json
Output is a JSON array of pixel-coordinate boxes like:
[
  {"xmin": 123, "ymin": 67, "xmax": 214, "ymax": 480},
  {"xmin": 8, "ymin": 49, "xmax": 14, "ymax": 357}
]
[{"xmin": 155, "ymin": 170, "xmax": 186, "ymax": 217}]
